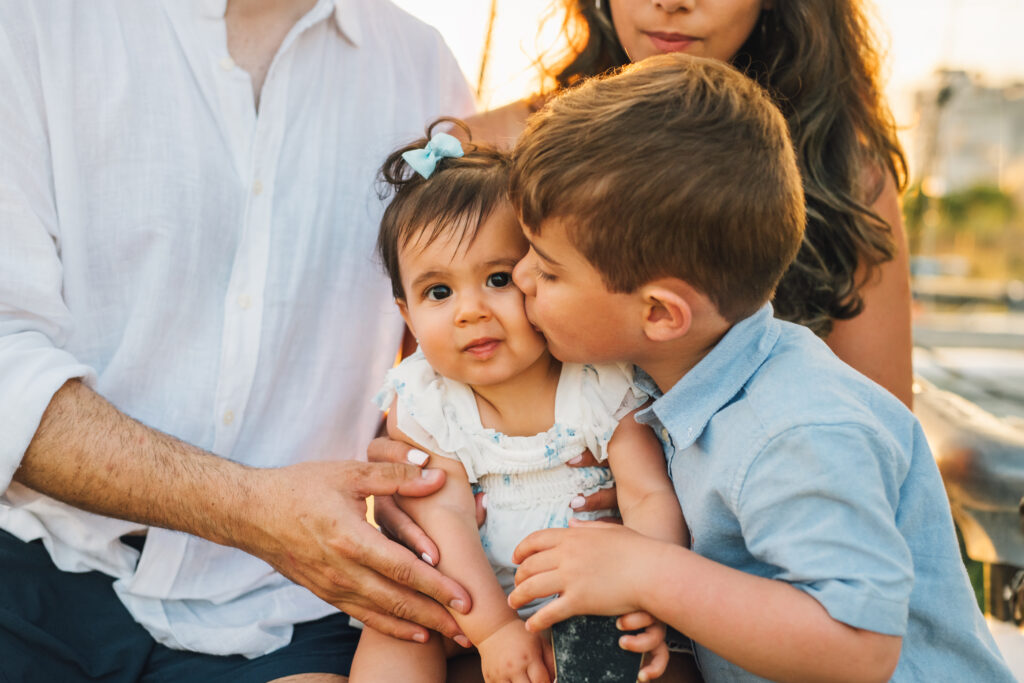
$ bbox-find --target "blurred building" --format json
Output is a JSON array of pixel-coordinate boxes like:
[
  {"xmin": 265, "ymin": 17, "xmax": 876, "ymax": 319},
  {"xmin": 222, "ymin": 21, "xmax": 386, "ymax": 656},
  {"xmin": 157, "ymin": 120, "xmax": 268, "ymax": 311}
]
[{"xmin": 912, "ymin": 70, "xmax": 1024, "ymax": 202}]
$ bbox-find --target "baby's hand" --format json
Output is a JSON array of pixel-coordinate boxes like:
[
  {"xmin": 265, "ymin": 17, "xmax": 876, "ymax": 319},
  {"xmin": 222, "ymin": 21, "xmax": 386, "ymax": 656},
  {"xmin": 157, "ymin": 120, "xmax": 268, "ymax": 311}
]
[
  {"xmin": 477, "ymin": 619, "xmax": 552, "ymax": 683},
  {"xmin": 617, "ymin": 611, "xmax": 670, "ymax": 681}
]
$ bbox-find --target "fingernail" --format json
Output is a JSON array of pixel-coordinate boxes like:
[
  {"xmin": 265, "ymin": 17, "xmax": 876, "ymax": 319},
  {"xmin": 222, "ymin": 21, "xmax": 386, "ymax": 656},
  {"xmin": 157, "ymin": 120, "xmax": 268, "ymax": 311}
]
[
  {"xmin": 421, "ymin": 552, "xmax": 434, "ymax": 565},
  {"xmin": 568, "ymin": 454, "xmax": 583, "ymax": 465},
  {"xmin": 449, "ymin": 599, "xmax": 467, "ymax": 613},
  {"xmin": 569, "ymin": 495, "xmax": 586, "ymax": 509},
  {"xmin": 638, "ymin": 673, "xmax": 649, "ymax": 682},
  {"xmin": 413, "ymin": 632, "xmax": 427, "ymax": 643},
  {"xmin": 454, "ymin": 634, "xmax": 472, "ymax": 648},
  {"xmin": 421, "ymin": 469, "xmax": 441, "ymax": 481},
  {"xmin": 407, "ymin": 449, "xmax": 429, "ymax": 466},
  {"xmin": 480, "ymin": 493, "xmax": 488, "ymax": 509},
  {"xmin": 615, "ymin": 617, "xmax": 624, "ymax": 630}
]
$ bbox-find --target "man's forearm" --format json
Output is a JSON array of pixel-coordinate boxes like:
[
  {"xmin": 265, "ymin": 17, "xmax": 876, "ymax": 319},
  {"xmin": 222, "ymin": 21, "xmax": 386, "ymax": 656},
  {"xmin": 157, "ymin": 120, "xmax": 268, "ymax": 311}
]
[{"xmin": 14, "ymin": 379, "xmax": 255, "ymax": 547}]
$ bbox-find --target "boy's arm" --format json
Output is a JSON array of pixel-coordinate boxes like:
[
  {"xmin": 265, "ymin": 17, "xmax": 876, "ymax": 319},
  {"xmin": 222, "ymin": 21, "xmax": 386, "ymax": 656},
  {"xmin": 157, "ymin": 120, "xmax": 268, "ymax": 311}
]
[
  {"xmin": 606, "ymin": 409, "xmax": 687, "ymax": 546},
  {"xmin": 385, "ymin": 405, "xmax": 550, "ymax": 679},
  {"xmin": 514, "ymin": 424, "xmax": 913, "ymax": 683}
]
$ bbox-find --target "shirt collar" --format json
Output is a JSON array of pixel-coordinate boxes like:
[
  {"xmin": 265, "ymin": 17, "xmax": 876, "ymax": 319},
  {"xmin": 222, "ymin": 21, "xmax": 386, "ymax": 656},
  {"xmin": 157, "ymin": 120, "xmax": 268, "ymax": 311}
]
[
  {"xmin": 640, "ymin": 303, "xmax": 781, "ymax": 451},
  {"xmin": 197, "ymin": 0, "xmax": 361, "ymax": 46}
]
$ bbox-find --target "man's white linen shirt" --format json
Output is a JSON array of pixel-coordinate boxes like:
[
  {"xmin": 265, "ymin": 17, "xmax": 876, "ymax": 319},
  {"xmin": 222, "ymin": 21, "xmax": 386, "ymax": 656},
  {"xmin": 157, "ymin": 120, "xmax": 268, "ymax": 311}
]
[{"xmin": 0, "ymin": 0, "xmax": 474, "ymax": 657}]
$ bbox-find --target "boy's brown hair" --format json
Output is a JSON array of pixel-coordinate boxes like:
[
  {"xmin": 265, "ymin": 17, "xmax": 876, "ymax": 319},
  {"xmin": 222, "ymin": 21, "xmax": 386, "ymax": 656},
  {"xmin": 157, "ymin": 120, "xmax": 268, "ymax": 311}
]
[
  {"xmin": 377, "ymin": 119, "xmax": 511, "ymax": 300},
  {"xmin": 510, "ymin": 53, "xmax": 806, "ymax": 322}
]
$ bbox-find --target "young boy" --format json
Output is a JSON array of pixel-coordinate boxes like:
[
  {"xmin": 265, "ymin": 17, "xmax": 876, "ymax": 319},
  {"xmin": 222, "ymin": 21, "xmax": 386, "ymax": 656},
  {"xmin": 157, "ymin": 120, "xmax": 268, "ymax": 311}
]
[{"xmin": 505, "ymin": 54, "xmax": 1014, "ymax": 682}]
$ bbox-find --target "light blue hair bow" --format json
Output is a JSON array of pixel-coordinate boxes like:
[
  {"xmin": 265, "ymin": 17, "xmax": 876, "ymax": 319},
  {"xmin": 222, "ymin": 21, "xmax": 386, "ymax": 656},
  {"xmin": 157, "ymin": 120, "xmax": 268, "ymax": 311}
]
[{"xmin": 402, "ymin": 132, "xmax": 464, "ymax": 179}]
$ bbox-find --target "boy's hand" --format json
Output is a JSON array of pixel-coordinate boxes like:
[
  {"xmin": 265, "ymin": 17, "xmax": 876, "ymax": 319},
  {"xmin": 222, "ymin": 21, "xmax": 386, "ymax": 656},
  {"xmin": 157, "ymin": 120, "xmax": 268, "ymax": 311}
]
[
  {"xmin": 617, "ymin": 611, "xmax": 670, "ymax": 681},
  {"xmin": 476, "ymin": 619, "xmax": 553, "ymax": 683},
  {"xmin": 510, "ymin": 520, "xmax": 661, "ymax": 632}
]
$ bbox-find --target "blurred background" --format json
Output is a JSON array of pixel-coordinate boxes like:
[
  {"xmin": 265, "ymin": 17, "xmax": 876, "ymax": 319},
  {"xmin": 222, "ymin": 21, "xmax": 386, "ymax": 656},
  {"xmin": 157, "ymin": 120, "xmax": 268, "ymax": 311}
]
[{"xmin": 393, "ymin": 0, "xmax": 1024, "ymax": 666}]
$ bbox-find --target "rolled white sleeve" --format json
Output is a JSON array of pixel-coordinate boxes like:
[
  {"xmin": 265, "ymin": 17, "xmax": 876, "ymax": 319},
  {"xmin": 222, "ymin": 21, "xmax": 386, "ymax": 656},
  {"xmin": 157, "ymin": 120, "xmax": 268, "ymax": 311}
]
[{"xmin": 0, "ymin": 23, "xmax": 95, "ymax": 494}]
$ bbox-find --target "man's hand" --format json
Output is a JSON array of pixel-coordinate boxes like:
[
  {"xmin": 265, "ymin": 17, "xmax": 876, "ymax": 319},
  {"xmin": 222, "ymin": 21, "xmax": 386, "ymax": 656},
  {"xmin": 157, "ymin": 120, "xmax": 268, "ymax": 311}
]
[
  {"xmin": 367, "ymin": 437, "xmax": 446, "ymax": 565},
  {"xmin": 242, "ymin": 460, "xmax": 472, "ymax": 644}
]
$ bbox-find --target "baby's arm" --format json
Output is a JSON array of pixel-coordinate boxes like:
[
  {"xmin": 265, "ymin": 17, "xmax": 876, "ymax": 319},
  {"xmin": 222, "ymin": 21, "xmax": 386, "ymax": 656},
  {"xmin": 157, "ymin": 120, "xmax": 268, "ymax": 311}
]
[
  {"xmin": 386, "ymin": 403, "xmax": 551, "ymax": 682},
  {"xmin": 606, "ymin": 408, "xmax": 687, "ymax": 547}
]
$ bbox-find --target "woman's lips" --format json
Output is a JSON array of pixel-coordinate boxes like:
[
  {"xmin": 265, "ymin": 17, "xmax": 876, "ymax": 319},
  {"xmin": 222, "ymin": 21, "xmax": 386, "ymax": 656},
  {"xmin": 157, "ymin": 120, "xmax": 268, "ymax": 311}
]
[
  {"xmin": 645, "ymin": 31, "xmax": 698, "ymax": 53},
  {"xmin": 463, "ymin": 339, "xmax": 500, "ymax": 359}
]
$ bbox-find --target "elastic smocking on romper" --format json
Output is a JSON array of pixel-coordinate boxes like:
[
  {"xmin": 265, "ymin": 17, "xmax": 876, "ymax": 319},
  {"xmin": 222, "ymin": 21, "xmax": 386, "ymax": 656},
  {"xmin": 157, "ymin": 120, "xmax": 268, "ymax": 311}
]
[{"xmin": 375, "ymin": 350, "xmax": 648, "ymax": 617}]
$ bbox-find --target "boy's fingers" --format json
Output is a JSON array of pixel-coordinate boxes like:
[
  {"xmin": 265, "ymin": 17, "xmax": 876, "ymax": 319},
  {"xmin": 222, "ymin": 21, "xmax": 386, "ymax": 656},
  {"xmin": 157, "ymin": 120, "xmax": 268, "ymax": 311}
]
[
  {"xmin": 524, "ymin": 597, "xmax": 573, "ymax": 633},
  {"xmin": 638, "ymin": 643, "xmax": 670, "ymax": 681},
  {"xmin": 512, "ymin": 528, "xmax": 566, "ymax": 564},
  {"xmin": 513, "ymin": 549, "xmax": 561, "ymax": 585},
  {"xmin": 508, "ymin": 571, "xmax": 562, "ymax": 609},
  {"xmin": 528, "ymin": 660, "xmax": 551, "ymax": 683},
  {"xmin": 616, "ymin": 610, "xmax": 656, "ymax": 630},
  {"xmin": 618, "ymin": 629, "xmax": 663, "ymax": 653}
]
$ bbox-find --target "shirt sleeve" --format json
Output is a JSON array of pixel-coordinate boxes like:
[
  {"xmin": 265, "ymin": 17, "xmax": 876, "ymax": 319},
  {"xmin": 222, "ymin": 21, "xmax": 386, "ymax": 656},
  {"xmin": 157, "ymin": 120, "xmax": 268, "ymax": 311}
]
[
  {"xmin": 734, "ymin": 423, "xmax": 914, "ymax": 636},
  {"xmin": 0, "ymin": 23, "xmax": 96, "ymax": 495}
]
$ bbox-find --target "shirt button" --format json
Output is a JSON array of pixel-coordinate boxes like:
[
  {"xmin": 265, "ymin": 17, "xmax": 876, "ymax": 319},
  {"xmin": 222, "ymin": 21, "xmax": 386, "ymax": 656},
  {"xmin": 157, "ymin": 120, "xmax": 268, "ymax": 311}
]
[
  {"xmin": 223, "ymin": 410, "xmax": 235, "ymax": 426},
  {"xmin": 219, "ymin": 56, "xmax": 235, "ymax": 71},
  {"xmin": 237, "ymin": 294, "xmax": 251, "ymax": 310},
  {"xmin": 252, "ymin": 179, "xmax": 263, "ymax": 195},
  {"xmin": 660, "ymin": 428, "xmax": 670, "ymax": 441}
]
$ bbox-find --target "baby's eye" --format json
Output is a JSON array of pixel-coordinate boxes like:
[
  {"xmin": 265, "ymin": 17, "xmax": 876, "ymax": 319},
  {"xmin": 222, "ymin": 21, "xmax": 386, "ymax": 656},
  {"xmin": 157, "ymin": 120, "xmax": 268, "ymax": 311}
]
[
  {"xmin": 487, "ymin": 272, "xmax": 512, "ymax": 288},
  {"xmin": 425, "ymin": 284, "xmax": 452, "ymax": 301}
]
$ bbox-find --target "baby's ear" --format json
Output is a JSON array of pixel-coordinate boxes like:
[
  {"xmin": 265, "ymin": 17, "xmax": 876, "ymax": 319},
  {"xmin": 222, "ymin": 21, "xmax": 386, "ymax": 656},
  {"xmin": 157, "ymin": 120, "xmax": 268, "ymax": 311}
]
[
  {"xmin": 396, "ymin": 298, "xmax": 413, "ymax": 329},
  {"xmin": 639, "ymin": 279, "xmax": 692, "ymax": 342}
]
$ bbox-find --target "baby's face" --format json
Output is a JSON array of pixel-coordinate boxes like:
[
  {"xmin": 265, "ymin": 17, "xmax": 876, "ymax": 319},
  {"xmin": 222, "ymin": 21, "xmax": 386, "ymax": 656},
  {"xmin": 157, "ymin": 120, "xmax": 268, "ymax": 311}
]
[
  {"xmin": 397, "ymin": 204, "xmax": 549, "ymax": 388},
  {"xmin": 513, "ymin": 218, "xmax": 641, "ymax": 365}
]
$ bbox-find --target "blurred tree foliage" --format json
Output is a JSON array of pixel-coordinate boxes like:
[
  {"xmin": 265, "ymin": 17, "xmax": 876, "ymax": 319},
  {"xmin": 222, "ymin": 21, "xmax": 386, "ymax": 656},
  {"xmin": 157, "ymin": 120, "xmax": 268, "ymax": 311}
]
[{"xmin": 905, "ymin": 182, "xmax": 1024, "ymax": 279}]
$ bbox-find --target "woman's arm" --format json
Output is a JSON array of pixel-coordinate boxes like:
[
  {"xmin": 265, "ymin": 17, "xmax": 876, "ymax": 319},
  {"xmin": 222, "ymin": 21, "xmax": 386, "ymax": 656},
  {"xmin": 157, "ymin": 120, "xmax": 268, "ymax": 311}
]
[
  {"xmin": 826, "ymin": 173, "xmax": 913, "ymax": 408},
  {"xmin": 463, "ymin": 99, "xmax": 534, "ymax": 149},
  {"xmin": 605, "ymin": 409, "xmax": 688, "ymax": 547}
]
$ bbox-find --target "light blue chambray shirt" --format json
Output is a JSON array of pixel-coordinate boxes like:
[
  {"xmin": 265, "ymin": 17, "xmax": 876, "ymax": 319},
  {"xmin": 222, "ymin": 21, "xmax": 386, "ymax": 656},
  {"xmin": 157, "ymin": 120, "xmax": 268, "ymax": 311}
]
[{"xmin": 634, "ymin": 304, "xmax": 1013, "ymax": 682}]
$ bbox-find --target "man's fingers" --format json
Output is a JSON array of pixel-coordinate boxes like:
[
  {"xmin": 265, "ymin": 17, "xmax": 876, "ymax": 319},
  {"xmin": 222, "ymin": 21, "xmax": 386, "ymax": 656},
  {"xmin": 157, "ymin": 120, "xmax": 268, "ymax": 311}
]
[
  {"xmin": 512, "ymin": 527, "xmax": 567, "ymax": 564},
  {"xmin": 573, "ymin": 485, "xmax": 618, "ymax": 512},
  {"xmin": 350, "ymin": 461, "xmax": 446, "ymax": 498},
  {"xmin": 358, "ymin": 526, "xmax": 471, "ymax": 615},
  {"xmin": 351, "ymin": 561, "xmax": 465, "ymax": 639},
  {"xmin": 367, "ymin": 436, "xmax": 430, "ymax": 467},
  {"xmin": 346, "ymin": 602, "xmax": 430, "ymax": 644},
  {"xmin": 373, "ymin": 495, "xmax": 440, "ymax": 565}
]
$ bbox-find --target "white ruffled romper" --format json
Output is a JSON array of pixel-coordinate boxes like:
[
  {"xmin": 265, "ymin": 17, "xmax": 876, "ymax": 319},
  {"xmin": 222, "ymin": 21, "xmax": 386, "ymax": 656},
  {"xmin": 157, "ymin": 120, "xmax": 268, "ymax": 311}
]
[{"xmin": 375, "ymin": 350, "xmax": 648, "ymax": 616}]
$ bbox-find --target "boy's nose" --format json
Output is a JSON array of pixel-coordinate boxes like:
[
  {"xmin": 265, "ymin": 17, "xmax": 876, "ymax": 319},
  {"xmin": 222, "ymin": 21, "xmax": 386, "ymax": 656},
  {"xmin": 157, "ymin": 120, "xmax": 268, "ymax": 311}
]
[{"xmin": 512, "ymin": 255, "xmax": 535, "ymax": 297}]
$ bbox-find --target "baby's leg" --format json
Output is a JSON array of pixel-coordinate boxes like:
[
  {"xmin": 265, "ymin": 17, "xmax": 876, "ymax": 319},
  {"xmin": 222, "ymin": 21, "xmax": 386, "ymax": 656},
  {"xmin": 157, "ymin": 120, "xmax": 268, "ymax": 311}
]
[{"xmin": 349, "ymin": 626, "xmax": 446, "ymax": 682}]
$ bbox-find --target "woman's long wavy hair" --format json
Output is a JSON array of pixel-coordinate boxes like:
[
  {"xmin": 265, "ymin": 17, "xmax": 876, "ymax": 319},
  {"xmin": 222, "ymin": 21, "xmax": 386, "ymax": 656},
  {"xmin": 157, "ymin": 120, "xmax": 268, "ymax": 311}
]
[{"xmin": 542, "ymin": 0, "xmax": 907, "ymax": 336}]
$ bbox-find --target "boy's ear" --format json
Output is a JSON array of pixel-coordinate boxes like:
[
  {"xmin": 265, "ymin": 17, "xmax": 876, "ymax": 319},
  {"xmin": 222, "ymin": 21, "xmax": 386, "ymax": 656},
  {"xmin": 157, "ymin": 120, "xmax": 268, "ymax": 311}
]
[{"xmin": 639, "ymin": 280, "xmax": 692, "ymax": 342}]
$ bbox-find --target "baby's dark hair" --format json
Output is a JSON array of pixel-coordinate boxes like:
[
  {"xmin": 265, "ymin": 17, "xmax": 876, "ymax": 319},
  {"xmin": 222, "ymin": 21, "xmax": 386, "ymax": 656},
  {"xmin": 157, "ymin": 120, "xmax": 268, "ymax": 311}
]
[{"xmin": 377, "ymin": 118, "xmax": 512, "ymax": 300}]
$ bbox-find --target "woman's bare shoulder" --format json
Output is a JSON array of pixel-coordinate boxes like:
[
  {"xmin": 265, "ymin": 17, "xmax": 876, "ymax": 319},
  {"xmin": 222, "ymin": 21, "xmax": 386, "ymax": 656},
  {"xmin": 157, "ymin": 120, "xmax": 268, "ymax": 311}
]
[{"xmin": 464, "ymin": 98, "xmax": 537, "ymax": 149}]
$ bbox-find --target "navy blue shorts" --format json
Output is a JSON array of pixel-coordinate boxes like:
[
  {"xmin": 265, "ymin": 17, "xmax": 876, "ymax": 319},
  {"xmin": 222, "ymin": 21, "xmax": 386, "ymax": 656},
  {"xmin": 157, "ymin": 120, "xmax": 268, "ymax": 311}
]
[{"xmin": 0, "ymin": 529, "xmax": 358, "ymax": 682}]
